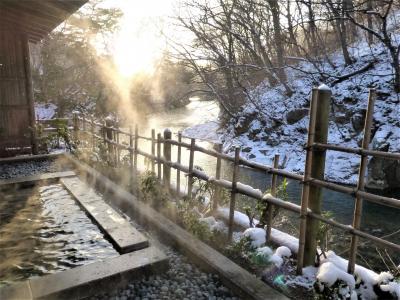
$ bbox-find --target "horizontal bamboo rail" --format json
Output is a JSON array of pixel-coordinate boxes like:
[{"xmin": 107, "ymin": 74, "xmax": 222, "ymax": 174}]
[{"xmin": 313, "ymin": 142, "xmax": 400, "ymax": 161}]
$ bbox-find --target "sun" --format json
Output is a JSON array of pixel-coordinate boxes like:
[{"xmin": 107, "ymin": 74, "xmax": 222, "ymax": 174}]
[{"xmin": 109, "ymin": 0, "xmax": 174, "ymax": 77}]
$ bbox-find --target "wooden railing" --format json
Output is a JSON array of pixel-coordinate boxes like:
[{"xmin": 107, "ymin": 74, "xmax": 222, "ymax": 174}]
[{"xmin": 72, "ymin": 86, "xmax": 400, "ymax": 275}]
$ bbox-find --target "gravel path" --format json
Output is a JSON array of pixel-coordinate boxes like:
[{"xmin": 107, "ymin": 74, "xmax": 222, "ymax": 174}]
[
  {"xmin": 91, "ymin": 248, "xmax": 240, "ymax": 300},
  {"xmin": 0, "ymin": 159, "xmax": 65, "ymax": 179}
]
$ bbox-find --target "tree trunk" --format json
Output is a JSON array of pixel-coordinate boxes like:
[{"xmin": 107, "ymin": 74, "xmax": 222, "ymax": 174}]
[
  {"xmin": 268, "ymin": 0, "xmax": 287, "ymax": 83},
  {"xmin": 367, "ymin": 0, "xmax": 374, "ymax": 45}
]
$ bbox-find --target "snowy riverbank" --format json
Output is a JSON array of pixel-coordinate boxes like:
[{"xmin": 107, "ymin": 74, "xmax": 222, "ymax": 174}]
[{"xmin": 183, "ymin": 39, "xmax": 400, "ymax": 187}]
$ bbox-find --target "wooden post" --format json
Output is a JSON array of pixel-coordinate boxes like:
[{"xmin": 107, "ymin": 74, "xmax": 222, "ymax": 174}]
[
  {"xmin": 151, "ymin": 129, "xmax": 156, "ymax": 173},
  {"xmin": 163, "ymin": 129, "xmax": 172, "ymax": 189},
  {"xmin": 22, "ymin": 34, "xmax": 38, "ymax": 155},
  {"xmin": 212, "ymin": 143, "xmax": 223, "ymax": 212},
  {"xmin": 228, "ymin": 147, "xmax": 241, "ymax": 242},
  {"xmin": 115, "ymin": 121, "xmax": 120, "ymax": 167},
  {"xmin": 134, "ymin": 125, "xmax": 138, "ymax": 172},
  {"xmin": 348, "ymin": 89, "xmax": 376, "ymax": 274},
  {"xmin": 266, "ymin": 154, "xmax": 280, "ymax": 241},
  {"xmin": 91, "ymin": 117, "xmax": 95, "ymax": 151},
  {"xmin": 297, "ymin": 86, "xmax": 331, "ymax": 273},
  {"xmin": 157, "ymin": 133, "xmax": 162, "ymax": 180},
  {"xmin": 73, "ymin": 112, "xmax": 79, "ymax": 143},
  {"xmin": 105, "ymin": 117, "xmax": 114, "ymax": 166},
  {"xmin": 81, "ymin": 114, "xmax": 86, "ymax": 149},
  {"xmin": 177, "ymin": 132, "xmax": 182, "ymax": 193},
  {"xmin": 129, "ymin": 125, "xmax": 134, "ymax": 192},
  {"xmin": 187, "ymin": 138, "xmax": 196, "ymax": 199}
]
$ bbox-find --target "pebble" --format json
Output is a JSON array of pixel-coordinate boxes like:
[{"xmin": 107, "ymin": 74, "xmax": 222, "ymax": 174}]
[
  {"xmin": 93, "ymin": 248, "xmax": 239, "ymax": 299},
  {"xmin": 0, "ymin": 159, "xmax": 62, "ymax": 179}
]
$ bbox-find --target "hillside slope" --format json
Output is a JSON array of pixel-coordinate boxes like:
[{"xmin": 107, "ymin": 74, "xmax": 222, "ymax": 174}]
[{"xmin": 221, "ymin": 39, "xmax": 400, "ymax": 188}]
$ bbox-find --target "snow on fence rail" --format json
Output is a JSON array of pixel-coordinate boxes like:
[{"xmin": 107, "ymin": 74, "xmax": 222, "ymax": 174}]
[{"xmin": 72, "ymin": 86, "xmax": 400, "ymax": 276}]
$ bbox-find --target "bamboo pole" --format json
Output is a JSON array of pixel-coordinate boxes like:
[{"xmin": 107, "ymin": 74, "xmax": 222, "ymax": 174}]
[
  {"xmin": 212, "ymin": 143, "xmax": 223, "ymax": 212},
  {"xmin": 134, "ymin": 125, "xmax": 138, "ymax": 171},
  {"xmin": 151, "ymin": 129, "xmax": 156, "ymax": 173},
  {"xmin": 348, "ymin": 89, "xmax": 376, "ymax": 274},
  {"xmin": 91, "ymin": 117, "xmax": 95, "ymax": 151},
  {"xmin": 163, "ymin": 129, "xmax": 172, "ymax": 189},
  {"xmin": 129, "ymin": 126, "xmax": 134, "ymax": 193},
  {"xmin": 73, "ymin": 112, "xmax": 79, "ymax": 143},
  {"xmin": 228, "ymin": 147, "xmax": 241, "ymax": 242},
  {"xmin": 304, "ymin": 85, "xmax": 331, "ymax": 270},
  {"xmin": 116, "ymin": 121, "xmax": 120, "ymax": 167},
  {"xmin": 177, "ymin": 132, "xmax": 182, "ymax": 193},
  {"xmin": 187, "ymin": 138, "xmax": 196, "ymax": 199},
  {"xmin": 266, "ymin": 154, "xmax": 280, "ymax": 242},
  {"xmin": 297, "ymin": 88, "xmax": 319, "ymax": 274},
  {"xmin": 157, "ymin": 133, "xmax": 162, "ymax": 180},
  {"xmin": 312, "ymin": 143, "xmax": 400, "ymax": 160}
]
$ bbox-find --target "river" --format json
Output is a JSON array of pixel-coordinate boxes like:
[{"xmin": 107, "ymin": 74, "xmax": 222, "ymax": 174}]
[{"xmin": 135, "ymin": 99, "xmax": 400, "ymax": 271}]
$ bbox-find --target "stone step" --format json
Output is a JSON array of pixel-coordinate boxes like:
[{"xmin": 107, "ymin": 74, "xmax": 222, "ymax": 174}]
[{"xmin": 61, "ymin": 176, "xmax": 148, "ymax": 253}]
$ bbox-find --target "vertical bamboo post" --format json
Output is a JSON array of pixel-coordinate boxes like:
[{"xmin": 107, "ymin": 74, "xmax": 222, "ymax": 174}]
[
  {"xmin": 73, "ymin": 112, "xmax": 79, "ymax": 142},
  {"xmin": 177, "ymin": 131, "xmax": 182, "ymax": 193},
  {"xmin": 134, "ymin": 125, "xmax": 139, "ymax": 172},
  {"xmin": 163, "ymin": 129, "xmax": 172, "ymax": 189},
  {"xmin": 187, "ymin": 138, "xmax": 196, "ymax": 199},
  {"xmin": 228, "ymin": 147, "xmax": 241, "ymax": 242},
  {"xmin": 151, "ymin": 129, "xmax": 156, "ymax": 173},
  {"xmin": 266, "ymin": 154, "xmax": 280, "ymax": 241},
  {"xmin": 129, "ymin": 125, "xmax": 134, "ymax": 192},
  {"xmin": 297, "ymin": 86, "xmax": 331, "ymax": 273},
  {"xmin": 105, "ymin": 117, "xmax": 114, "ymax": 166},
  {"xmin": 348, "ymin": 89, "xmax": 376, "ymax": 274},
  {"xmin": 91, "ymin": 117, "xmax": 95, "ymax": 151},
  {"xmin": 82, "ymin": 114, "xmax": 86, "ymax": 132},
  {"xmin": 82, "ymin": 115, "xmax": 86, "ymax": 149},
  {"xmin": 115, "ymin": 121, "xmax": 120, "ymax": 167},
  {"xmin": 212, "ymin": 143, "xmax": 223, "ymax": 212},
  {"xmin": 157, "ymin": 133, "xmax": 162, "ymax": 180}
]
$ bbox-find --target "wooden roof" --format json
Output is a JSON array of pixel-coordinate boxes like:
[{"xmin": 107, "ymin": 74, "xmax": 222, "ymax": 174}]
[{"xmin": 0, "ymin": 0, "xmax": 88, "ymax": 43}]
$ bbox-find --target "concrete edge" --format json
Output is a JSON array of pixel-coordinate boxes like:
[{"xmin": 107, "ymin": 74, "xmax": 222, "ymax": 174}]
[
  {"xmin": 60, "ymin": 176, "xmax": 149, "ymax": 254},
  {"xmin": 0, "ymin": 171, "xmax": 76, "ymax": 187},
  {"xmin": 0, "ymin": 247, "xmax": 168, "ymax": 300},
  {"xmin": 64, "ymin": 153, "xmax": 289, "ymax": 300}
]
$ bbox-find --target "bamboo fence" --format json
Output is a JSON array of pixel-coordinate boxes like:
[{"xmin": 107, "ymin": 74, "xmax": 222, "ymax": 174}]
[{"xmin": 72, "ymin": 87, "xmax": 399, "ymax": 275}]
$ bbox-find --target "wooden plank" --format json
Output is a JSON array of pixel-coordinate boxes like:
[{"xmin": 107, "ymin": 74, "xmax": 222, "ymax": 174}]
[
  {"xmin": 0, "ymin": 171, "xmax": 76, "ymax": 187},
  {"xmin": 28, "ymin": 246, "xmax": 167, "ymax": 300},
  {"xmin": 60, "ymin": 176, "xmax": 149, "ymax": 253},
  {"xmin": 64, "ymin": 154, "xmax": 289, "ymax": 300}
]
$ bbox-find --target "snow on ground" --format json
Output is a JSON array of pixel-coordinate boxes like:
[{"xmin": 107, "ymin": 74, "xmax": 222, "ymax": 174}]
[
  {"xmin": 183, "ymin": 121, "xmax": 221, "ymax": 143},
  {"xmin": 35, "ymin": 103, "xmax": 57, "ymax": 120}
]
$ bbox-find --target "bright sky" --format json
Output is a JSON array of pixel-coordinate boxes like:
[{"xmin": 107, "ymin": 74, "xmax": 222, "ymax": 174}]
[{"xmin": 102, "ymin": 0, "xmax": 180, "ymax": 77}]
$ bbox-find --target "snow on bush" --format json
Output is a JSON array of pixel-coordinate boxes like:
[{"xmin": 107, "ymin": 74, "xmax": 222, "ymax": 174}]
[
  {"xmin": 316, "ymin": 262, "xmax": 356, "ymax": 290},
  {"xmin": 313, "ymin": 251, "xmax": 400, "ymax": 299},
  {"xmin": 243, "ymin": 227, "xmax": 266, "ymax": 248},
  {"xmin": 269, "ymin": 246, "xmax": 292, "ymax": 267},
  {"xmin": 198, "ymin": 216, "xmax": 226, "ymax": 233}
]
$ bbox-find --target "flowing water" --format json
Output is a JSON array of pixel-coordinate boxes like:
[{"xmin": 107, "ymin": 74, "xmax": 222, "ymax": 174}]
[
  {"xmin": 130, "ymin": 99, "xmax": 400, "ymax": 271},
  {"xmin": 0, "ymin": 184, "xmax": 119, "ymax": 285}
]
